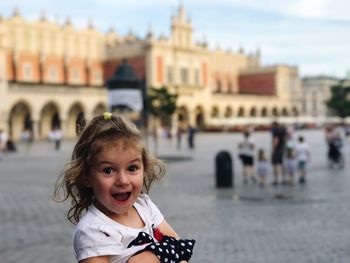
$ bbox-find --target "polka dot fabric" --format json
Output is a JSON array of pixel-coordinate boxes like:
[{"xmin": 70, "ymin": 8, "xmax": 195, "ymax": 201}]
[{"xmin": 128, "ymin": 231, "xmax": 195, "ymax": 262}]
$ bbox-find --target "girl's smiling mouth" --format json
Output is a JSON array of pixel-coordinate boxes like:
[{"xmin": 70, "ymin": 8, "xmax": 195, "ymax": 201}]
[{"xmin": 112, "ymin": 192, "xmax": 131, "ymax": 202}]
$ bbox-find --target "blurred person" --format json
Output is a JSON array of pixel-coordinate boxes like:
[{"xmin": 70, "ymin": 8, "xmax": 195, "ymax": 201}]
[
  {"xmin": 176, "ymin": 126, "xmax": 183, "ymax": 149},
  {"xmin": 328, "ymin": 129, "xmax": 344, "ymax": 169},
  {"xmin": 270, "ymin": 122, "xmax": 287, "ymax": 185},
  {"xmin": 285, "ymin": 133, "xmax": 296, "ymax": 185},
  {"xmin": 49, "ymin": 126, "xmax": 63, "ymax": 151},
  {"xmin": 295, "ymin": 135, "xmax": 311, "ymax": 184},
  {"xmin": 0, "ymin": 129, "xmax": 8, "ymax": 160},
  {"xmin": 256, "ymin": 148, "xmax": 269, "ymax": 187},
  {"xmin": 238, "ymin": 130, "xmax": 256, "ymax": 184},
  {"xmin": 21, "ymin": 129, "xmax": 34, "ymax": 153},
  {"xmin": 54, "ymin": 112, "xmax": 195, "ymax": 263},
  {"xmin": 187, "ymin": 125, "xmax": 196, "ymax": 149}
]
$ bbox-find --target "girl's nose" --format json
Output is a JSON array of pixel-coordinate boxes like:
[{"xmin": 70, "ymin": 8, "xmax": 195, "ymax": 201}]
[{"xmin": 115, "ymin": 171, "xmax": 129, "ymax": 186}]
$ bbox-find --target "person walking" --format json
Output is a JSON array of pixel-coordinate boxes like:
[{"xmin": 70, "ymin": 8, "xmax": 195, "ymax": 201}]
[
  {"xmin": 49, "ymin": 126, "xmax": 63, "ymax": 151},
  {"xmin": 295, "ymin": 135, "xmax": 311, "ymax": 184},
  {"xmin": 271, "ymin": 121, "xmax": 287, "ymax": 185},
  {"xmin": 238, "ymin": 130, "xmax": 256, "ymax": 184},
  {"xmin": 188, "ymin": 125, "xmax": 196, "ymax": 149},
  {"xmin": 54, "ymin": 112, "xmax": 195, "ymax": 263},
  {"xmin": 176, "ymin": 126, "xmax": 183, "ymax": 149}
]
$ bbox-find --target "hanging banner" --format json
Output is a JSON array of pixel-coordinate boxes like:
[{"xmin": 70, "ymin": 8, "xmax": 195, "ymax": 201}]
[{"xmin": 108, "ymin": 89, "xmax": 143, "ymax": 111}]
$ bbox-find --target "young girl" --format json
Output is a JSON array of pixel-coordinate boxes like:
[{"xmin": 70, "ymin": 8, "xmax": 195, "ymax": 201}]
[
  {"xmin": 256, "ymin": 149, "xmax": 269, "ymax": 187},
  {"xmin": 54, "ymin": 112, "xmax": 195, "ymax": 263},
  {"xmin": 284, "ymin": 134, "xmax": 296, "ymax": 185}
]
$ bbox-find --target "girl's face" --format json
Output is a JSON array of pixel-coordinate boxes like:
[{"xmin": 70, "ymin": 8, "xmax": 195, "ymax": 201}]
[{"xmin": 87, "ymin": 139, "xmax": 144, "ymax": 220}]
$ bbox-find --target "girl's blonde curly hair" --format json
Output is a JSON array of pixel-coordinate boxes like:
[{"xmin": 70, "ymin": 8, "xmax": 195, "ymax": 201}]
[{"xmin": 53, "ymin": 113, "xmax": 165, "ymax": 224}]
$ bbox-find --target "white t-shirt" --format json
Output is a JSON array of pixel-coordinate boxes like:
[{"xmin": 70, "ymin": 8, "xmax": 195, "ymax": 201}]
[
  {"xmin": 73, "ymin": 194, "xmax": 164, "ymax": 263},
  {"xmin": 238, "ymin": 136, "xmax": 255, "ymax": 157},
  {"xmin": 295, "ymin": 142, "xmax": 310, "ymax": 162}
]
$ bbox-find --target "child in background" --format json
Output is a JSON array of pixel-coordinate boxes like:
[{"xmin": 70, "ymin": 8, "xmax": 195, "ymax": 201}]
[
  {"xmin": 285, "ymin": 134, "xmax": 296, "ymax": 185},
  {"xmin": 256, "ymin": 149, "xmax": 269, "ymax": 187},
  {"xmin": 54, "ymin": 112, "xmax": 195, "ymax": 263},
  {"xmin": 295, "ymin": 135, "xmax": 311, "ymax": 184}
]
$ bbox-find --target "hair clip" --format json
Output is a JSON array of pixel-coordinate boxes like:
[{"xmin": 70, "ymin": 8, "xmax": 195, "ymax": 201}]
[{"xmin": 103, "ymin": 112, "xmax": 112, "ymax": 120}]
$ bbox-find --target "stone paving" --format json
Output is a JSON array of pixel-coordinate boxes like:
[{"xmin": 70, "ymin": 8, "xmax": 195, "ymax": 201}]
[{"xmin": 0, "ymin": 129, "xmax": 349, "ymax": 263}]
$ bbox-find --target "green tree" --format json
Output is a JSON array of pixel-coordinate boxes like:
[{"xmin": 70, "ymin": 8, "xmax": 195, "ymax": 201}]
[
  {"xmin": 327, "ymin": 82, "xmax": 350, "ymax": 118},
  {"xmin": 147, "ymin": 86, "xmax": 178, "ymax": 126},
  {"xmin": 147, "ymin": 86, "xmax": 177, "ymax": 156}
]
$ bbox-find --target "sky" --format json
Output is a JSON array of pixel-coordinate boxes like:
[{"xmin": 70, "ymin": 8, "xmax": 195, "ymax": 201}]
[{"xmin": 0, "ymin": 0, "xmax": 349, "ymax": 78}]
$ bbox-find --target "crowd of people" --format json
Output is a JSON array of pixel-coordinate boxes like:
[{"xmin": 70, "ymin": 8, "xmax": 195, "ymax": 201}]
[
  {"xmin": 0, "ymin": 126, "xmax": 63, "ymax": 158},
  {"xmin": 238, "ymin": 122, "xmax": 348, "ymax": 187}
]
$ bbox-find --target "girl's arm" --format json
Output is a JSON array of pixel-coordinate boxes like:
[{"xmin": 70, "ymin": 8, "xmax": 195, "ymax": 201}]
[
  {"xmin": 79, "ymin": 256, "xmax": 109, "ymax": 263},
  {"xmin": 156, "ymin": 220, "xmax": 188, "ymax": 263},
  {"xmin": 127, "ymin": 251, "xmax": 160, "ymax": 263},
  {"xmin": 128, "ymin": 220, "xmax": 189, "ymax": 263},
  {"xmin": 156, "ymin": 219, "xmax": 180, "ymax": 239}
]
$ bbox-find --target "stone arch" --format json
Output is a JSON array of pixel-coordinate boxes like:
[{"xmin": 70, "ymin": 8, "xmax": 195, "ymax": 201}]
[
  {"xmin": 92, "ymin": 103, "xmax": 107, "ymax": 117},
  {"xmin": 261, "ymin": 107, "xmax": 268, "ymax": 117},
  {"xmin": 177, "ymin": 105, "xmax": 189, "ymax": 127},
  {"xmin": 250, "ymin": 107, "xmax": 257, "ymax": 117},
  {"xmin": 211, "ymin": 106, "xmax": 219, "ymax": 118},
  {"xmin": 40, "ymin": 101, "xmax": 61, "ymax": 138},
  {"xmin": 292, "ymin": 107, "xmax": 299, "ymax": 116},
  {"xmin": 67, "ymin": 102, "xmax": 85, "ymax": 138},
  {"xmin": 272, "ymin": 107, "xmax": 279, "ymax": 117},
  {"xmin": 224, "ymin": 106, "xmax": 233, "ymax": 118},
  {"xmin": 8, "ymin": 100, "xmax": 32, "ymax": 140},
  {"xmin": 195, "ymin": 105, "xmax": 205, "ymax": 130},
  {"xmin": 237, "ymin": 106, "xmax": 245, "ymax": 117},
  {"xmin": 282, "ymin": 107, "xmax": 289, "ymax": 116}
]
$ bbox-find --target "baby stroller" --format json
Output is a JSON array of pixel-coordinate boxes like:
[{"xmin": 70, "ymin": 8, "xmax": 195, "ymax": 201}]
[{"xmin": 328, "ymin": 137, "xmax": 344, "ymax": 169}]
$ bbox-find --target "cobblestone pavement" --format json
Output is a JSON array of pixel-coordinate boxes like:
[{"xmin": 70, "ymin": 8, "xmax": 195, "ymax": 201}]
[{"xmin": 0, "ymin": 129, "xmax": 349, "ymax": 263}]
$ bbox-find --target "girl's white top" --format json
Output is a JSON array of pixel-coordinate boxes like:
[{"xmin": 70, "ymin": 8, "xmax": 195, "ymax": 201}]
[{"xmin": 73, "ymin": 194, "xmax": 164, "ymax": 263}]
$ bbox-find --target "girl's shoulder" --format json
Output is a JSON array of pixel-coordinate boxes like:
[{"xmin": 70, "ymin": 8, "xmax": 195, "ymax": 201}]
[{"xmin": 135, "ymin": 194, "xmax": 154, "ymax": 209}]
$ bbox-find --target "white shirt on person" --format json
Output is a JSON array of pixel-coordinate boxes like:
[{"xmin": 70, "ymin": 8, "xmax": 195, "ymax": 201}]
[
  {"xmin": 295, "ymin": 142, "xmax": 310, "ymax": 162},
  {"xmin": 238, "ymin": 136, "xmax": 255, "ymax": 157},
  {"xmin": 73, "ymin": 194, "xmax": 164, "ymax": 263}
]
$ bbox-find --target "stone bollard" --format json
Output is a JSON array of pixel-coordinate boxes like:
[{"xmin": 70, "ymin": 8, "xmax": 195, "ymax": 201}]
[{"xmin": 215, "ymin": 151, "xmax": 233, "ymax": 188}]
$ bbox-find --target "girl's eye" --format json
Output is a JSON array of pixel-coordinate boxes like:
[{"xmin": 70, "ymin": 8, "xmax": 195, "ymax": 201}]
[
  {"xmin": 103, "ymin": 167, "xmax": 114, "ymax": 174},
  {"xmin": 128, "ymin": 165, "xmax": 139, "ymax": 172}
]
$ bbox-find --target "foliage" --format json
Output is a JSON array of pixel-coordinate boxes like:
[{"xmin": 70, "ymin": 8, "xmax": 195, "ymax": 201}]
[
  {"xmin": 327, "ymin": 82, "xmax": 350, "ymax": 118},
  {"xmin": 147, "ymin": 86, "xmax": 178, "ymax": 126}
]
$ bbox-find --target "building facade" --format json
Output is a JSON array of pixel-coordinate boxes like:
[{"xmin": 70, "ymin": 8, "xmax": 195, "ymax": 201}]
[
  {"xmin": 0, "ymin": 5, "xmax": 302, "ymax": 141},
  {"xmin": 301, "ymin": 76, "xmax": 340, "ymax": 122},
  {"xmin": 0, "ymin": 10, "xmax": 108, "ymax": 140},
  {"xmin": 104, "ymin": 5, "xmax": 301, "ymax": 130}
]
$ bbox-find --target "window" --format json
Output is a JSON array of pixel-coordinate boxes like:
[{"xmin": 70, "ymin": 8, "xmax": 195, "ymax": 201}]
[
  {"xmin": 23, "ymin": 63, "xmax": 32, "ymax": 81},
  {"xmin": 94, "ymin": 69, "xmax": 101, "ymax": 84},
  {"xmin": 48, "ymin": 67, "xmax": 58, "ymax": 82},
  {"xmin": 216, "ymin": 79, "xmax": 222, "ymax": 92},
  {"xmin": 71, "ymin": 68, "xmax": 80, "ymax": 83},
  {"xmin": 227, "ymin": 81, "xmax": 233, "ymax": 93},
  {"xmin": 167, "ymin": 66, "xmax": 173, "ymax": 84},
  {"xmin": 180, "ymin": 67, "xmax": 188, "ymax": 85},
  {"xmin": 194, "ymin": 68, "xmax": 200, "ymax": 85}
]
